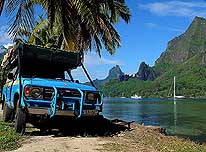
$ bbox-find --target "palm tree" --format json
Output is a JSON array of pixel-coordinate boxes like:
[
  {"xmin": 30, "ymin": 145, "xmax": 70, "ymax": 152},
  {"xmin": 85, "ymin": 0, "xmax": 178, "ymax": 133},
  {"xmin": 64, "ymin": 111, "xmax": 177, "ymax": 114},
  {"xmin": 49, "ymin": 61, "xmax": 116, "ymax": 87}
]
[
  {"xmin": 0, "ymin": 0, "xmax": 131, "ymax": 55},
  {"xmin": 15, "ymin": 16, "xmax": 59, "ymax": 47}
]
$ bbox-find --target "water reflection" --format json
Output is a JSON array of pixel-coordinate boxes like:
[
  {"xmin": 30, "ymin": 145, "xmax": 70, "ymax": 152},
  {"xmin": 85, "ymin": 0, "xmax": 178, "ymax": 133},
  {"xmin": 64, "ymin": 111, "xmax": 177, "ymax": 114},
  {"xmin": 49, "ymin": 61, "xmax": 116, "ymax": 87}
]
[
  {"xmin": 102, "ymin": 98, "xmax": 206, "ymax": 143},
  {"xmin": 174, "ymin": 100, "xmax": 177, "ymax": 134}
]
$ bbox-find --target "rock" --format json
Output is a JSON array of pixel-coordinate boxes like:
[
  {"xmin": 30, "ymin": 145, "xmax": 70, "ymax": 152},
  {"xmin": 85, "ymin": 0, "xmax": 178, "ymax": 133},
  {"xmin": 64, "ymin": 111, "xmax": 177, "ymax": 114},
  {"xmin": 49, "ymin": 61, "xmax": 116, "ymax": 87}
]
[
  {"xmin": 87, "ymin": 65, "xmax": 125, "ymax": 87},
  {"xmin": 146, "ymin": 126, "xmax": 166, "ymax": 135},
  {"xmin": 106, "ymin": 65, "xmax": 124, "ymax": 80},
  {"xmin": 119, "ymin": 74, "xmax": 130, "ymax": 82},
  {"xmin": 136, "ymin": 62, "xmax": 157, "ymax": 81},
  {"xmin": 156, "ymin": 16, "xmax": 206, "ymax": 65}
]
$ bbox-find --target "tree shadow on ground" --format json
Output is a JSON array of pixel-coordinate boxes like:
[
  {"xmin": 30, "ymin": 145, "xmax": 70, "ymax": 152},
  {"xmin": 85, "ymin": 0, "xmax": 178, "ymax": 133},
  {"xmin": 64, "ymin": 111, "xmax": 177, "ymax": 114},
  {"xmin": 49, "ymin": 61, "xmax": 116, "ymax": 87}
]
[{"xmin": 26, "ymin": 116, "xmax": 133, "ymax": 137}]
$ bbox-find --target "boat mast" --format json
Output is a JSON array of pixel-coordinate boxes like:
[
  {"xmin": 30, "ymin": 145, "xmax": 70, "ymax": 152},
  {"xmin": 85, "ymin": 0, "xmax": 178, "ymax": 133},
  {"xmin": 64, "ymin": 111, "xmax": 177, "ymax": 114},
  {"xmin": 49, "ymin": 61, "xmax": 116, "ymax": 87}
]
[{"xmin": 174, "ymin": 76, "xmax": 176, "ymax": 99}]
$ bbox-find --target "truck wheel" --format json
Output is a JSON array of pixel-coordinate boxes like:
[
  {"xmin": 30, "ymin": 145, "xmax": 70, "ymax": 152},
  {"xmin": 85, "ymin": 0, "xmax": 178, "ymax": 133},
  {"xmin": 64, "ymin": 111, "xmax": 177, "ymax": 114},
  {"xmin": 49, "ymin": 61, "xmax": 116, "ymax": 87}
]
[
  {"xmin": 3, "ymin": 101, "xmax": 13, "ymax": 122},
  {"xmin": 15, "ymin": 107, "xmax": 26, "ymax": 134}
]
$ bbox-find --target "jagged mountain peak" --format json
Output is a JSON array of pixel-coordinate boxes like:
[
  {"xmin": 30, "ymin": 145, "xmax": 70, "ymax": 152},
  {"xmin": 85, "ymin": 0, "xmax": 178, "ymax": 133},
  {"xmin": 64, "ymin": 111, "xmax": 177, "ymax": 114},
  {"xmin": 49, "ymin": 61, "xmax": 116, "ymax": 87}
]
[
  {"xmin": 136, "ymin": 62, "xmax": 157, "ymax": 81},
  {"xmin": 185, "ymin": 16, "xmax": 206, "ymax": 36},
  {"xmin": 106, "ymin": 65, "xmax": 124, "ymax": 80},
  {"xmin": 192, "ymin": 16, "xmax": 206, "ymax": 24},
  {"xmin": 156, "ymin": 16, "xmax": 206, "ymax": 65},
  {"xmin": 87, "ymin": 65, "xmax": 124, "ymax": 88}
]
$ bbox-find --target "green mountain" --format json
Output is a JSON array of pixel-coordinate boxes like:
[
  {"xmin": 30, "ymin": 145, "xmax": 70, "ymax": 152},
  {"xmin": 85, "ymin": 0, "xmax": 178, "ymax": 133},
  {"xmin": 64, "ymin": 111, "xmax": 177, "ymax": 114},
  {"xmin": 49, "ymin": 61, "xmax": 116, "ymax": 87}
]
[
  {"xmin": 101, "ymin": 16, "xmax": 206, "ymax": 98},
  {"xmin": 135, "ymin": 62, "xmax": 157, "ymax": 80},
  {"xmin": 156, "ymin": 16, "xmax": 206, "ymax": 65}
]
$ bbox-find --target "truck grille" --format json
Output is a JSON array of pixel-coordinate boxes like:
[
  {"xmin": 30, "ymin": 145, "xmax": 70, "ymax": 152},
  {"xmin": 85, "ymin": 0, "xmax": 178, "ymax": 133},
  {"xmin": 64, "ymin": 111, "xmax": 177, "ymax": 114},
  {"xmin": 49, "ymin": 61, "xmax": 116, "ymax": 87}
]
[
  {"xmin": 56, "ymin": 88, "xmax": 81, "ymax": 110},
  {"xmin": 43, "ymin": 88, "xmax": 54, "ymax": 100},
  {"xmin": 58, "ymin": 88, "xmax": 81, "ymax": 98}
]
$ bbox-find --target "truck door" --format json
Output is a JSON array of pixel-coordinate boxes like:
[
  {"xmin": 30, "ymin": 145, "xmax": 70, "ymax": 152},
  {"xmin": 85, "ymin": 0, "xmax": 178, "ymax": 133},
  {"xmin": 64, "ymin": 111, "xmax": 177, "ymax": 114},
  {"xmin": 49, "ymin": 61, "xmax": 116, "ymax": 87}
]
[
  {"xmin": 5, "ymin": 67, "xmax": 17, "ymax": 106},
  {"xmin": 5, "ymin": 78, "xmax": 12, "ymax": 105}
]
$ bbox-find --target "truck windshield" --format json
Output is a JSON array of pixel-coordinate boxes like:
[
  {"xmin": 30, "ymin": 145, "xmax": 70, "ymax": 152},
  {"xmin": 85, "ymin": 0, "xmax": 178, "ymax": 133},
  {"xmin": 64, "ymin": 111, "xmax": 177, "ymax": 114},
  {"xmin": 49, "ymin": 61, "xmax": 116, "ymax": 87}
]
[{"xmin": 21, "ymin": 65, "xmax": 65, "ymax": 79}]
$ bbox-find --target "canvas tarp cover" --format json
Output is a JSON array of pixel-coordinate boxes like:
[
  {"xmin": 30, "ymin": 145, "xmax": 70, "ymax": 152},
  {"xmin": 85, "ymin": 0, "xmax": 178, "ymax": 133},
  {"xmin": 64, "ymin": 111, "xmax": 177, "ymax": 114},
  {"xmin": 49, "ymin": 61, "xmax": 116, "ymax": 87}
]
[{"xmin": 2, "ymin": 44, "xmax": 82, "ymax": 69}]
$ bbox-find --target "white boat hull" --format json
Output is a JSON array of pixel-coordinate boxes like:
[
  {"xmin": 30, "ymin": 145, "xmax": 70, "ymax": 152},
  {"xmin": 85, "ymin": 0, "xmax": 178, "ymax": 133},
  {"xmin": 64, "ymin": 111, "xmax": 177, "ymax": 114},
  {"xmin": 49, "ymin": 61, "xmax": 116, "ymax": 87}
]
[{"xmin": 131, "ymin": 94, "xmax": 142, "ymax": 99}]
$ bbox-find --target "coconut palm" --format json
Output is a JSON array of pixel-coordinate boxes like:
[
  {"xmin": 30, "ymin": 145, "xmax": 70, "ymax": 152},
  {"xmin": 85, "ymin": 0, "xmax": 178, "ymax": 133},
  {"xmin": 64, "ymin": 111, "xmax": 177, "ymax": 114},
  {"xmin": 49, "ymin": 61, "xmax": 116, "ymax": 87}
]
[
  {"xmin": 0, "ymin": 0, "xmax": 131, "ymax": 55},
  {"xmin": 15, "ymin": 15, "xmax": 59, "ymax": 47}
]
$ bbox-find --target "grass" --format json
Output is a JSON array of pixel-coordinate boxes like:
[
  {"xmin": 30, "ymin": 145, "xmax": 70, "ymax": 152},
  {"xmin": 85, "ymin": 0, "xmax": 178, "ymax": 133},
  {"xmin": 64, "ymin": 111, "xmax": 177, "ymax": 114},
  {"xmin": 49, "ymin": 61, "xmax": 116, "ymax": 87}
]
[
  {"xmin": 1, "ymin": 117, "xmax": 206, "ymax": 152},
  {"xmin": 102, "ymin": 125, "xmax": 206, "ymax": 152},
  {"xmin": 102, "ymin": 142, "xmax": 128, "ymax": 151},
  {"xmin": 0, "ymin": 121, "xmax": 25, "ymax": 151},
  {"xmin": 136, "ymin": 131, "xmax": 206, "ymax": 152}
]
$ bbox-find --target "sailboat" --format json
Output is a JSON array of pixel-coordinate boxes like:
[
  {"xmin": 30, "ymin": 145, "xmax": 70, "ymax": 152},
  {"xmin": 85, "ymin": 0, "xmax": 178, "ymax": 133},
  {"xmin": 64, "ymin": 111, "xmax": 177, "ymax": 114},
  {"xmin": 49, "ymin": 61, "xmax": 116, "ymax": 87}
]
[
  {"xmin": 120, "ymin": 92, "xmax": 126, "ymax": 98},
  {"xmin": 173, "ymin": 76, "xmax": 185, "ymax": 99}
]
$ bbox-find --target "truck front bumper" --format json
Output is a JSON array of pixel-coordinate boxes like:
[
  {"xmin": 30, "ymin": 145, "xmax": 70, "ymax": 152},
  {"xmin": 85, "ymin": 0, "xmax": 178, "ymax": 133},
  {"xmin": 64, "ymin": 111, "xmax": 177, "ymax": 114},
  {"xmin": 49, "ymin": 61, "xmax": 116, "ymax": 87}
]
[{"xmin": 27, "ymin": 107, "xmax": 99, "ymax": 117}]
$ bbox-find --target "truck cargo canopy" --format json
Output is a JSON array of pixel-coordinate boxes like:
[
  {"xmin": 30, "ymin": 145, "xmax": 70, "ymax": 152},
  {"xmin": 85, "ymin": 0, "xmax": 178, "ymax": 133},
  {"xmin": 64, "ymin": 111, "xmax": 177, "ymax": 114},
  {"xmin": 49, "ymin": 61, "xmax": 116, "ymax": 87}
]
[{"xmin": 1, "ymin": 43, "xmax": 83, "ymax": 70}]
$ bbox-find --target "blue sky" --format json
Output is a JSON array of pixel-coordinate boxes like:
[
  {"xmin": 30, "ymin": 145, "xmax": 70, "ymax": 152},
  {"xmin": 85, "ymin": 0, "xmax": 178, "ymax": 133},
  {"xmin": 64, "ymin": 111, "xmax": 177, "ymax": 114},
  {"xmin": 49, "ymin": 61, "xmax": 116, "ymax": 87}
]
[{"xmin": 1, "ymin": 0, "xmax": 206, "ymax": 82}]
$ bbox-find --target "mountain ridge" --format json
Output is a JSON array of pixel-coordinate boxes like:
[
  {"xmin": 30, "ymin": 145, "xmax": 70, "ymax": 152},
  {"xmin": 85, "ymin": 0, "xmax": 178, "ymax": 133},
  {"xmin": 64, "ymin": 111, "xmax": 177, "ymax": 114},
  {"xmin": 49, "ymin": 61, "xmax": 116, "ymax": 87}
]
[
  {"xmin": 100, "ymin": 16, "xmax": 206, "ymax": 98},
  {"xmin": 87, "ymin": 65, "xmax": 124, "ymax": 87},
  {"xmin": 156, "ymin": 16, "xmax": 206, "ymax": 65}
]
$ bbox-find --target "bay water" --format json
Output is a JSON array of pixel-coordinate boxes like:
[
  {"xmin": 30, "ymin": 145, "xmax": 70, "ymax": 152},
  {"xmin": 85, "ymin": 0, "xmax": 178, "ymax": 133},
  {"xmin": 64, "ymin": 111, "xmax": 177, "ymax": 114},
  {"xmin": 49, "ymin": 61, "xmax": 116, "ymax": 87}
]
[{"xmin": 102, "ymin": 98, "xmax": 206, "ymax": 143}]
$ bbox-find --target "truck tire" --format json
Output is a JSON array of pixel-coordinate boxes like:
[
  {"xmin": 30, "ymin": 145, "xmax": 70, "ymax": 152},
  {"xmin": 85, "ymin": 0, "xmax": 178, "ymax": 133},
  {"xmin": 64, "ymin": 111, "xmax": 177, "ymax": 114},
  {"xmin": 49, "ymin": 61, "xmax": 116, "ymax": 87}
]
[
  {"xmin": 15, "ymin": 107, "xmax": 26, "ymax": 134},
  {"xmin": 3, "ymin": 101, "xmax": 13, "ymax": 122}
]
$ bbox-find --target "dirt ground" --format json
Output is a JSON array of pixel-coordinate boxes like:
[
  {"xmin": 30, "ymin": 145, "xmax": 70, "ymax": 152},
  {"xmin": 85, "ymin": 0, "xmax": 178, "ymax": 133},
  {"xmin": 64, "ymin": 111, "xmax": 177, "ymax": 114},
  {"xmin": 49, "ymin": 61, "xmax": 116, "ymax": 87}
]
[
  {"xmin": 0, "ymin": 107, "xmax": 131, "ymax": 152},
  {"xmin": 1, "ymin": 107, "xmax": 205, "ymax": 152},
  {"xmin": 11, "ymin": 136, "xmax": 109, "ymax": 152}
]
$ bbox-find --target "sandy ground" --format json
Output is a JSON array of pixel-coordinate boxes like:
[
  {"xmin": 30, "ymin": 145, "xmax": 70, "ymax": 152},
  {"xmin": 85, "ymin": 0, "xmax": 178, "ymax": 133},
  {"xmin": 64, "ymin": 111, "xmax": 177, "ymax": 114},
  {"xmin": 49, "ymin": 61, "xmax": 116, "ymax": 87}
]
[
  {"xmin": 0, "ymin": 104, "xmax": 167, "ymax": 152},
  {"xmin": 11, "ymin": 136, "xmax": 109, "ymax": 152},
  {"xmin": 0, "ymin": 108, "xmax": 112, "ymax": 152},
  {"xmin": 2, "ymin": 107, "xmax": 205, "ymax": 152}
]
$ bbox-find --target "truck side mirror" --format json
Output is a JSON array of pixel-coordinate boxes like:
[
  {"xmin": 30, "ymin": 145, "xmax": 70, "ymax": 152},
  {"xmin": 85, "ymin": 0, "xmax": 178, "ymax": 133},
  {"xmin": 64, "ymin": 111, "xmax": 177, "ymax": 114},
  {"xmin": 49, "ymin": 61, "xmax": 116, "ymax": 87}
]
[{"xmin": 7, "ymin": 73, "xmax": 14, "ymax": 80}]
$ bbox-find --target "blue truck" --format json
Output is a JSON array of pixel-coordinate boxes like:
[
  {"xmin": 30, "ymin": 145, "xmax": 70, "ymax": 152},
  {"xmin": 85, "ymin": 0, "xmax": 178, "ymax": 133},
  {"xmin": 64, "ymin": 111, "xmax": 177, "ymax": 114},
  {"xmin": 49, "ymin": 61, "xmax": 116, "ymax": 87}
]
[{"xmin": 1, "ymin": 43, "xmax": 103, "ymax": 134}]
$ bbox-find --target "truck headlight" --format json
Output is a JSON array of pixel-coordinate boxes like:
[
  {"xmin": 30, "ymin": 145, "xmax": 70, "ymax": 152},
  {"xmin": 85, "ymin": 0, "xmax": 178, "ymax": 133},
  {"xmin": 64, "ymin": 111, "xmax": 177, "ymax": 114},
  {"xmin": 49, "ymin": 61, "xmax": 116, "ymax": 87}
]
[
  {"xmin": 85, "ymin": 92, "xmax": 101, "ymax": 104},
  {"xmin": 30, "ymin": 87, "xmax": 43, "ymax": 99},
  {"xmin": 24, "ymin": 85, "xmax": 54, "ymax": 100},
  {"xmin": 87, "ymin": 93, "xmax": 95, "ymax": 101}
]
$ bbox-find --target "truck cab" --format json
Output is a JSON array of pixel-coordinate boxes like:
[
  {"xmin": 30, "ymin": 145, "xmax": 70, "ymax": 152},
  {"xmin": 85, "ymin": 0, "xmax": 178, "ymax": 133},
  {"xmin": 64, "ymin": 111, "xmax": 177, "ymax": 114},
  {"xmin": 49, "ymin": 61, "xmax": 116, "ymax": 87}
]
[{"xmin": 1, "ymin": 43, "xmax": 103, "ymax": 134}]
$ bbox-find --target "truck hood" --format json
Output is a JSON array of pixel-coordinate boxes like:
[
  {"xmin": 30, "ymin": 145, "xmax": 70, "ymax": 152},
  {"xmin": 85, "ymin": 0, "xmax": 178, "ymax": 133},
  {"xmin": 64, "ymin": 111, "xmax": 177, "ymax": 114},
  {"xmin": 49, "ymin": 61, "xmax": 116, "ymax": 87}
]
[{"xmin": 22, "ymin": 78, "xmax": 96, "ymax": 91}]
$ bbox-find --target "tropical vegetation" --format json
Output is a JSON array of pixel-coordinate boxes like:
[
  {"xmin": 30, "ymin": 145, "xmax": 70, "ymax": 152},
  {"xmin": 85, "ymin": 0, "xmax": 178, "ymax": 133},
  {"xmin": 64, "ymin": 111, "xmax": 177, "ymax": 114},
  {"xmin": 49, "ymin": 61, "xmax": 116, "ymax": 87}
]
[
  {"xmin": 101, "ymin": 57, "xmax": 206, "ymax": 98},
  {"xmin": 0, "ymin": 0, "xmax": 131, "ymax": 55},
  {"xmin": 0, "ymin": 121, "xmax": 25, "ymax": 151},
  {"xmin": 101, "ymin": 17, "xmax": 206, "ymax": 99}
]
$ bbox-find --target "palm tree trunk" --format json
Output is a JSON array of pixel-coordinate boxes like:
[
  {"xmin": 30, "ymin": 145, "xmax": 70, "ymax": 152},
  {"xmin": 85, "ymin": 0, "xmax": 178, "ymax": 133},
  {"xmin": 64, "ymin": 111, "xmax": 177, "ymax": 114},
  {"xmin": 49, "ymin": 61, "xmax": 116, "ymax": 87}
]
[{"xmin": 56, "ymin": 34, "xmax": 64, "ymax": 49}]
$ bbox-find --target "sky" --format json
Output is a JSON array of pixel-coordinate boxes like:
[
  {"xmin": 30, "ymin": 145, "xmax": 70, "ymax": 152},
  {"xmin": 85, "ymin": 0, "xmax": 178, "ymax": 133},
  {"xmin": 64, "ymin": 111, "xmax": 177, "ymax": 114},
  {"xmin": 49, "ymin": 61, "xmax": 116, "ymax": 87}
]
[{"xmin": 1, "ymin": 0, "xmax": 206, "ymax": 82}]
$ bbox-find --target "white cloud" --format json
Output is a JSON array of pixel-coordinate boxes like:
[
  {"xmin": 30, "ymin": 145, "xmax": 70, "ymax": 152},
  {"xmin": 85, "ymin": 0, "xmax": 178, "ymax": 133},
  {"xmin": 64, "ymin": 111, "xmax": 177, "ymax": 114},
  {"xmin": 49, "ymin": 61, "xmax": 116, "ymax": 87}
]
[
  {"xmin": 166, "ymin": 27, "xmax": 183, "ymax": 32},
  {"xmin": 139, "ymin": 1, "xmax": 206, "ymax": 17},
  {"xmin": 3, "ymin": 43, "xmax": 13, "ymax": 49},
  {"xmin": 0, "ymin": 26, "xmax": 12, "ymax": 45},
  {"xmin": 145, "ymin": 22, "xmax": 158, "ymax": 28},
  {"xmin": 72, "ymin": 67, "xmax": 107, "ymax": 82},
  {"xmin": 144, "ymin": 22, "xmax": 183, "ymax": 32},
  {"xmin": 71, "ymin": 53, "xmax": 123, "ymax": 82},
  {"xmin": 83, "ymin": 53, "xmax": 123, "ymax": 67}
]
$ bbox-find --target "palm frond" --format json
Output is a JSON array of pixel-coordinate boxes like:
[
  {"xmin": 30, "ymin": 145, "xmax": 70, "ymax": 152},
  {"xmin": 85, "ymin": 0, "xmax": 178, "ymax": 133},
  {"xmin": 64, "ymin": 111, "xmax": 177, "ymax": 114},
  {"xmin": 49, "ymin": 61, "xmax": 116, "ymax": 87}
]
[
  {"xmin": 0, "ymin": 0, "xmax": 5, "ymax": 15},
  {"xmin": 28, "ymin": 18, "xmax": 48, "ymax": 43},
  {"xmin": 5, "ymin": 0, "xmax": 34, "ymax": 40},
  {"xmin": 1, "ymin": 0, "xmax": 131, "ymax": 56}
]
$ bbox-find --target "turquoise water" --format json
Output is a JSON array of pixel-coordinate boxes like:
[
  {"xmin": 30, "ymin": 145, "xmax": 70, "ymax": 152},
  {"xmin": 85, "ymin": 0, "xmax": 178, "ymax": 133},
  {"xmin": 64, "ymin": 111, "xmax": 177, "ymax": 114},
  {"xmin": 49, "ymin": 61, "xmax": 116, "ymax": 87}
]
[{"xmin": 102, "ymin": 98, "xmax": 206, "ymax": 143}]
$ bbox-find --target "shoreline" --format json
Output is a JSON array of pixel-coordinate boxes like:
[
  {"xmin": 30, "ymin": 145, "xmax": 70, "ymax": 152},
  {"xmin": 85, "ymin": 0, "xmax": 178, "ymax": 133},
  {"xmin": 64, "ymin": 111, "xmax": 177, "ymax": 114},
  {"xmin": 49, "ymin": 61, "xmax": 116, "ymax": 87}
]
[
  {"xmin": 0, "ymin": 116, "xmax": 206, "ymax": 151},
  {"xmin": 103, "ymin": 97, "xmax": 206, "ymax": 100},
  {"xmin": 103, "ymin": 122, "xmax": 206, "ymax": 152},
  {"xmin": 1, "ymin": 106, "xmax": 206, "ymax": 151}
]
